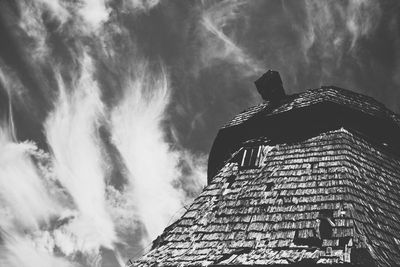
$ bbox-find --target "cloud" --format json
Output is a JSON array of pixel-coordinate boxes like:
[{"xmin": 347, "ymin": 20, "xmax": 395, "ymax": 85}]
[
  {"xmin": 0, "ymin": 122, "xmax": 76, "ymax": 267},
  {"xmin": 0, "ymin": 235, "xmax": 74, "ymax": 267},
  {"xmin": 0, "ymin": 0, "xmax": 206, "ymax": 264},
  {"xmin": 123, "ymin": 0, "xmax": 161, "ymax": 12},
  {"xmin": 199, "ymin": 0, "xmax": 263, "ymax": 76},
  {"xmin": 0, "ymin": 128, "xmax": 57, "ymax": 231},
  {"xmin": 346, "ymin": 0, "xmax": 381, "ymax": 49},
  {"xmin": 301, "ymin": 0, "xmax": 381, "ymax": 66},
  {"xmin": 0, "ymin": 51, "xmax": 118, "ymax": 266},
  {"xmin": 0, "ymin": 61, "xmax": 25, "ymax": 106},
  {"xmin": 110, "ymin": 63, "xmax": 189, "ymax": 242},
  {"xmin": 78, "ymin": 0, "xmax": 110, "ymax": 31},
  {"xmin": 36, "ymin": 0, "xmax": 70, "ymax": 23},
  {"xmin": 2, "ymin": 0, "xmax": 398, "ymax": 266},
  {"xmin": 44, "ymin": 53, "xmax": 116, "ymax": 256}
]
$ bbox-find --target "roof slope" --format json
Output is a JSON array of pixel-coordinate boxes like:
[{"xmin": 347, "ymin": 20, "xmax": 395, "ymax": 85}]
[
  {"xmin": 223, "ymin": 87, "xmax": 400, "ymax": 129},
  {"xmin": 131, "ymin": 128, "xmax": 400, "ymax": 266}
]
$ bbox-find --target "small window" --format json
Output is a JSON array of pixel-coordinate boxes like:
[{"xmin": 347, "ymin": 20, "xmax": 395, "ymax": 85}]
[
  {"xmin": 318, "ymin": 210, "xmax": 335, "ymax": 239},
  {"xmin": 240, "ymin": 146, "xmax": 261, "ymax": 169}
]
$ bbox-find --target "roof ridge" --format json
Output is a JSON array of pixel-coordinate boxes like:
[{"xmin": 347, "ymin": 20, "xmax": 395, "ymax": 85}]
[{"xmin": 223, "ymin": 86, "xmax": 400, "ymax": 130}]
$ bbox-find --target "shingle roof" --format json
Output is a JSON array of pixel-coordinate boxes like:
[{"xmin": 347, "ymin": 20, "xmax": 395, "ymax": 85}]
[
  {"xmin": 223, "ymin": 87, "xmax": 400, "ymax": 129},
  {"xmin": 208, "ymin": 86, "xmax": 400, "ymax": 182},
  {"xmin": 131, "ymin": 128, "xmax": 400, "ymax": 267}
]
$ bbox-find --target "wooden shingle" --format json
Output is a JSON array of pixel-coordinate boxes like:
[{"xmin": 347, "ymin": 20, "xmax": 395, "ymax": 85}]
[{"xmin": 130, "ymin": 87, "xmax": 400, "ymax": 267}]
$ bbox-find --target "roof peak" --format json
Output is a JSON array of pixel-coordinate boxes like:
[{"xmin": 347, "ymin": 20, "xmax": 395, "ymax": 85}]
[{"xmin": 225, "ymin": 86, "xmax": 398, "ymax": 129}]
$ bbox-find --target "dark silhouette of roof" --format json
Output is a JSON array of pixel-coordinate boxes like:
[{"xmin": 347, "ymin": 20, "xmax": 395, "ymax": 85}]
[
  {"xmin": 223, "ymin": 87, "xmax": 400, "ymax": 129},
  {"xmin": 208, "ymin": 86, "xmax": 400, "ymax": 182},
  {"xmin": 130, "ymin": 85, "xmax": 400, "ymax": 267}
]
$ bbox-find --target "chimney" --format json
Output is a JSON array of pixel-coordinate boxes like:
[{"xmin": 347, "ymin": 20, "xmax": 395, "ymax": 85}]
[{"xmin": 254, "ymin": 70, "xmax": 286, "ymax": 102}]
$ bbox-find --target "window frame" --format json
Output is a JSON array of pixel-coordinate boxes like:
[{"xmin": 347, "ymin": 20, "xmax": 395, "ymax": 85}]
[{"xmin": 239, "ymin": 145, "xmax": 262, "ymax": 169}]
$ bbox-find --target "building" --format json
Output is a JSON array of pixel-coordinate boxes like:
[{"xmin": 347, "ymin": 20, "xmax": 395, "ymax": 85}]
[{"xmin": 129, "ymin": 71, "xmax": 400, "ymax": 266}]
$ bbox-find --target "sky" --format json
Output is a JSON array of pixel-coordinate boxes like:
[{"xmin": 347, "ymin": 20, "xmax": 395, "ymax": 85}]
[{"xmin": 0, "ymin": 0, "xmax": 399, "ymax": 266}]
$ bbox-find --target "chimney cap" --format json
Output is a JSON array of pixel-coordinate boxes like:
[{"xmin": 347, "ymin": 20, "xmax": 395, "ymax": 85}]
[{"xmin": 254, "ymin": 70, "xmax": 285, "ymax": 102}]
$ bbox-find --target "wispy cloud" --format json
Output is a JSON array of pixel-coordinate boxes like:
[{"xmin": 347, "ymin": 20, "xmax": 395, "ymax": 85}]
[
  {"xmin": 1, "ymin": 0, "xmax": 399, "ymax": 266},
  {"xmin": 110, "ymin": 62, "xmax": 204, "ymax": 244},
  {"xmin": 123, "ymin": 0, "xmax": 161, "ymax": 12},
  {"xmin": 78, "ymin": 0, "xmax": 110, "ymax": 31},
  {"xmin": 0, "ymin": 123, "xmax": 72, "ymax": 267},
  {"xmin": 301, "ymin": 0, "xmax": 381, "ymax": 67},
  {"xmin": 44, "ymin": 53, "xmax": 117, "ymax": 259},
  {"xmin": 0, "ymin": 235, "xmax": 73, "ymax": 267},
  {"xmin": 0, "ymin": 0, "xmax": 205, "ymax": 265},
  {"xmin": 199, "ymin": 0, "xmax": 263, "ymax": 76}
]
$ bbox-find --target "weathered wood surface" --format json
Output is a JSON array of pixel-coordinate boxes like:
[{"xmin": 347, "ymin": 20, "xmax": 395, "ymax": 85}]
[
  {"xmin": 131, "ymin": 87, "xmax": 400, "ymax": 267},
  {"xmin": 132, "ymin": 128, "xmax": 400, "ymax": 266}
]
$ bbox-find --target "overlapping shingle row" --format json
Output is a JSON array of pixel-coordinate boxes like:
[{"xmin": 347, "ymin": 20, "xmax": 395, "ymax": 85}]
[
  {"xmin": 132, "ymin": 128, "xmax": 400, "ymax": 266},
  {"xmin": 132, "ymin": 85, "xmax": 400, "ymax": 266},
  {"xmin": 341, "ymin": 132, "xmax": 400, "ymax": 266},
  {"xmin": 223, "ymin": 87, "xmax": 400, "ymax": 129}
]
